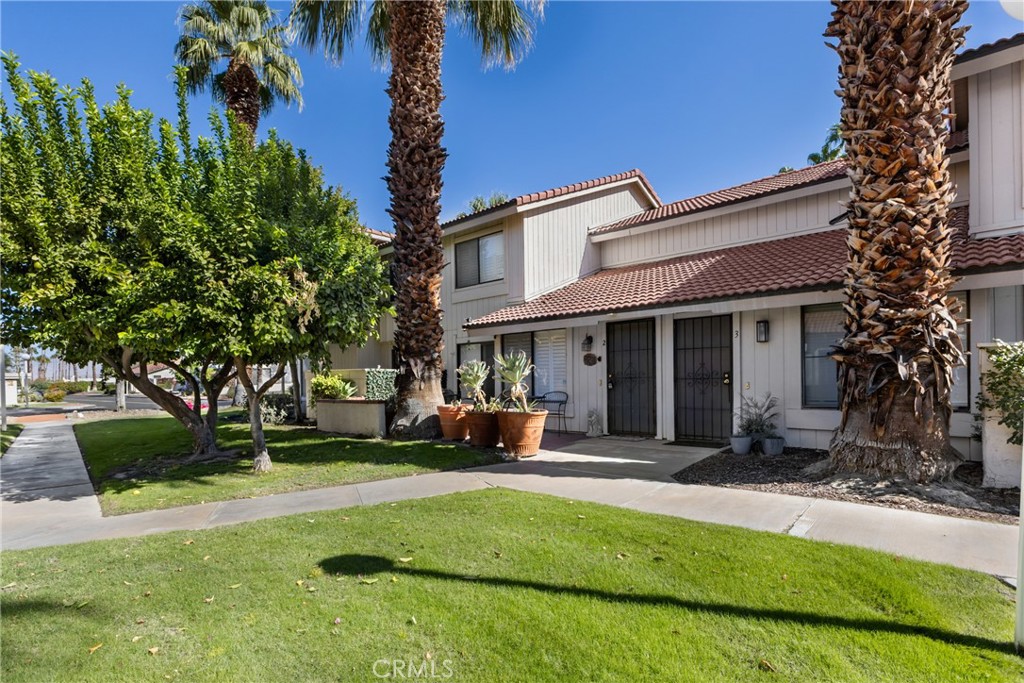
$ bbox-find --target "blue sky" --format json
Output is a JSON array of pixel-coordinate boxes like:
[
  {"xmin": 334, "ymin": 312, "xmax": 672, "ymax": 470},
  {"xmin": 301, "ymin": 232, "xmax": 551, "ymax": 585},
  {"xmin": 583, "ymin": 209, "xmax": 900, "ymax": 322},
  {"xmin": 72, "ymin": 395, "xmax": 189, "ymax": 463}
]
[{"xmin": 1, "ymin": 1, "xmax": 1020, "ymax": 230}]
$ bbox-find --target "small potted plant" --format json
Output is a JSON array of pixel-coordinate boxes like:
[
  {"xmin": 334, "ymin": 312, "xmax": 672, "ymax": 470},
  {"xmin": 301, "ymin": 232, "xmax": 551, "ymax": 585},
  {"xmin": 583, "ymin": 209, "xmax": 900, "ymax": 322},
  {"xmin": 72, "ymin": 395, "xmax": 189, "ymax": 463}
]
[
  {"xmin": 733, "ymin": 393, "xmax": 780, "ymax": 455},
  {"xmin": 457, "ymin": 360, "xmax": 500, "ymax": 447},
  {"xmin": 437, "ymin": 397, "xmax": 469, "ymax": 441},
  {"xmin": 762, "ymin": 428, "xmax": 786, "ymax": 456},
  {"xmin": 494, "ymin": 350, "xmax": 548, "ymax": 458}
]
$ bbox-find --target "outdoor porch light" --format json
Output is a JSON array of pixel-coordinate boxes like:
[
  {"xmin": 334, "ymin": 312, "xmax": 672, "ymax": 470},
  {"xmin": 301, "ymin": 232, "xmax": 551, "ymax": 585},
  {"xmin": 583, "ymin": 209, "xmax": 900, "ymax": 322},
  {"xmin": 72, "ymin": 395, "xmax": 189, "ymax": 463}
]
[
  {"xmin": 581, "ymin": 334, "xmax": 593, "ymax": 353},
  {"xmin": 756, "ymin": 320, "xmax": 770, "ymax": 343}
]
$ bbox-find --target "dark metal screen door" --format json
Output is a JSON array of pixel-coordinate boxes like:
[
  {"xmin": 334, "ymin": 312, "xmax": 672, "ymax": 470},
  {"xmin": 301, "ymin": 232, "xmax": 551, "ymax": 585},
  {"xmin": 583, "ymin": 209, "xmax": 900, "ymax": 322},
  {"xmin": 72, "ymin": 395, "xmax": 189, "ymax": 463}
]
[
  {"xmin": 607, "ymin": 319, "xmax": 656, "ymax": 436},
  {"xmin": 674, "ymin": 315, "xmax": 733, "ymax": 442}
]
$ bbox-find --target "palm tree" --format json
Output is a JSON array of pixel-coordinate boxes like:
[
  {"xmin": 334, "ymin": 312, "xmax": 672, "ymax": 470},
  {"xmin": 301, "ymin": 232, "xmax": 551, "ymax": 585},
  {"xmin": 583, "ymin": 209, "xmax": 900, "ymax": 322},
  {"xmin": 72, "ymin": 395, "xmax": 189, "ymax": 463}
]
[
  {"xmin": 175, "ymin": 0, "xmax": 302, "ymax": 136},
  {"xmin": 806, "ymin": 123, "xmax": 844, "ymax": 164},
  {"xmin": 825, "ymin": 0, "xmax": 968, "ymax": 482},
  {"xmin": 291, "ymin": 0, "xmax": 544, "ymax": 438}
]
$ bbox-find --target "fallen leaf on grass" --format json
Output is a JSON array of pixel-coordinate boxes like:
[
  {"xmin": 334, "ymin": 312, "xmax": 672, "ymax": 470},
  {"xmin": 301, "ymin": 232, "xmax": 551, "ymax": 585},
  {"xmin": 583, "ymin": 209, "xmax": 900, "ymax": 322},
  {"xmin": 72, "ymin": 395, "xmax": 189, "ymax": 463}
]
[
  {"xmin": 758, "ymin": 659, "xmax": 777, "ymax": 672},
  {"xmin": 203, "ymin": 556, "xmax": 211, "ymax": 562},
  {"xmin": 132, "ymin": 636, "xmax": 143, "ymax": 643},
  {"xmin": 87, "ymin": 643, "xmax": 103, "ymax": 655},
  {"xmin": 306, "ymin": 586, "xmax": 317, "ymax": 593},
  {"xmin": 228, "ymin": 584, "xmax": 242, "ymax": 590},
  {"xmin": 2, "ymin": 582, "xmax": 17, "ymax": 590},
  {"xmin": 135, "ymin": 619, "xmax": 146, "ymax": 625},
  {"xmin": 76, "ymin": 600, "xmax": 90, "ymax": 609},
  {"xmin": 131, "ymin": 491, "xmax": 141, "ymax": 496},
  {"xmin": 203, "ymin": 597, "xmax": 214, "ymax": 604},
  {"xmin": 358, "ymin": 576, "xmax": 378, "ymax": 585},
  {"xmin": 183, "ymin": 540, "xmax": 194, "ymax": 546},
  {"xmin": 295, "ymin": 580, "xmax": 304, "ymax": 587},
  {"xmin": 397, "ymin": 557, "xmax": 413, "ymax": 564},
  {"xmin": 123, "ymin": 581, "xmax": 133, "ymax": 586},
  {"xmin": 615, "ymin": 552, "xmax": 629, "ymax": 560},
  {"xmin": 148, "ymin": 647, "xmax": 160, "ymax": 656},
  {"xmin": 577, "ymin": 515, "xmax": 586, "ymax": 519}
]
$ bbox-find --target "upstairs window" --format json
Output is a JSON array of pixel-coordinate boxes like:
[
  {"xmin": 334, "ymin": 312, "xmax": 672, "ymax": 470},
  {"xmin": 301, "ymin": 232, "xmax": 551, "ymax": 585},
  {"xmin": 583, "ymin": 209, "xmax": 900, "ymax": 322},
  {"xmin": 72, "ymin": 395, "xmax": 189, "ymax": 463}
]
[{"xmin": 455, "ymin": 232, "xmax": 504, "ymax": 288}]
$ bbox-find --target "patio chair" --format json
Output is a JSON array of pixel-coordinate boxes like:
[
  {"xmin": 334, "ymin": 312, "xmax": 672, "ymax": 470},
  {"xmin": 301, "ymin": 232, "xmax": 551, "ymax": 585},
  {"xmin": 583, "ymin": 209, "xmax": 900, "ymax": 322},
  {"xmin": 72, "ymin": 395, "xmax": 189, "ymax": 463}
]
[{"xmin": 537, "ymin": 391, "xmax": 568, "ymax": 434}]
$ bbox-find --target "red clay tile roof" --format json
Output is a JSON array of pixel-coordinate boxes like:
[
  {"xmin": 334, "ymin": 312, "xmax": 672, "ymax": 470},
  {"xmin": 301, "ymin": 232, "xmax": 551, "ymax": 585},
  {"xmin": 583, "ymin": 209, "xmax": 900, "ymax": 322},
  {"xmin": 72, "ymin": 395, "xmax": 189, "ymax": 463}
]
[
  {"xmin": 442, "ymin": 169, "xmax": 660, "ymax": 229},
  {"xmin": 466, "ymin": 206, "xmax": 1023, "ymax": 329},
  {"xmin": 591, "ymin": 130, "xmax": 969, "ymax": 237}
]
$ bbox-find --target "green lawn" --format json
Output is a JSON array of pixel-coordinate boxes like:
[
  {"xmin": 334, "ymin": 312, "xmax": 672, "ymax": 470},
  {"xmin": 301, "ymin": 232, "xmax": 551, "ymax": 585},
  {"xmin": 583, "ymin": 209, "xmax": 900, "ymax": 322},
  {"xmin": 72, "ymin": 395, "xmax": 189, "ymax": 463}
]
[
  {"xmin": 74, "ymin": 414, "xmax": 500, "ymax": 515},
  {"xmin": 1, "ymin": 423, "xmax": 25, "ymax": 455},
  {"xmin": 1, "ymin": 489, "xmax": 1018, "ymax": 682}
]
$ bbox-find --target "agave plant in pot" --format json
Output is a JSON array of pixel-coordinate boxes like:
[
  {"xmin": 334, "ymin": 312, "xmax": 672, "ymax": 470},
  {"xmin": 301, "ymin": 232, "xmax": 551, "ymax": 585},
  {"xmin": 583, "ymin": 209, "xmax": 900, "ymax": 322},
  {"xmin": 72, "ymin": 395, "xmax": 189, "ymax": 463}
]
[
  {"xmin": 494, "ymin": 350, "xmax": 548, "ymax": 458},
  {"xmin": 456, "ymin": 360, "xmax": 500, "ymax": 447}
]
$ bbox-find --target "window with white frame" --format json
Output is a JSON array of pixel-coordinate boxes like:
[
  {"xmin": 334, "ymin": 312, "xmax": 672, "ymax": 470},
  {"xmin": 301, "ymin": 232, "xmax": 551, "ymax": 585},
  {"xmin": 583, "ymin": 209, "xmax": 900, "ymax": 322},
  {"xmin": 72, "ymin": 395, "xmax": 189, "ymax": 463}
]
[{"xmin": 455, "ymin": 232, "xmax": 504, "ymax": 288}]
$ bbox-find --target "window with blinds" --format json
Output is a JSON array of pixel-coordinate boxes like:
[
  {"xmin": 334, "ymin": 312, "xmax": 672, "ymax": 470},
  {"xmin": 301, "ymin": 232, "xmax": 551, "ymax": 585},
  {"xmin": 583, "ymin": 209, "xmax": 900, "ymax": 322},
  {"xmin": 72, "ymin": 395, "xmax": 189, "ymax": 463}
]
[
  {"xmin": 455, "ymin": 232, "xmax": 504, "ymax": 288},
  {"xmin": 500, "ymin": 330, "xmax": 567, "ymax": 398},
  {"xmin": 533, "ymin": 330, "xmax": 567, "ymax": 397}
]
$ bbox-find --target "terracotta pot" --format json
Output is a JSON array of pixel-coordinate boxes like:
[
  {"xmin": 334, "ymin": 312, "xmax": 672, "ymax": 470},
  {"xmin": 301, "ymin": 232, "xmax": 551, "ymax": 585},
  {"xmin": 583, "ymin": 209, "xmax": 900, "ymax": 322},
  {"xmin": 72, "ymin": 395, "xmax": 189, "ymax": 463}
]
[
  {"xmin": 465, "ymin": 411, "xmax": 500, "ymax": 448},
  {"xmin": 437, "ymin": 404, "xmax": 468, "ymax": 441},
  {"xmin": 497, "ymin": 410, "xmax": 548, "ymax": 458}
]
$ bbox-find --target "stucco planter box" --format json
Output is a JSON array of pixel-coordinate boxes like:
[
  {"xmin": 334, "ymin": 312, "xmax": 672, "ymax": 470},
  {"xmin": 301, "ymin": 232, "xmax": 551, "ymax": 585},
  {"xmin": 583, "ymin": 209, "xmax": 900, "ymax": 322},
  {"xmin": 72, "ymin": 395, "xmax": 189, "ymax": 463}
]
[
  {"xmin": 317, "ymin": 398, "xmax": 386, "ymax": 438},
  {"xmin": 978, "ymin": 344, "xmax": 1022, "ymax": 489}
]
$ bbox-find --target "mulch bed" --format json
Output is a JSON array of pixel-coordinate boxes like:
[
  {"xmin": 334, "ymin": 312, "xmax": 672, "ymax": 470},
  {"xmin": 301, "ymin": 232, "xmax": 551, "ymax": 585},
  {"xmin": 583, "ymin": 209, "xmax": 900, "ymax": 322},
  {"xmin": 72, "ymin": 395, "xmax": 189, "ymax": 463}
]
[{"xmin": 673, "ymin": 447, "xmax": 1019, "ymax": 525}]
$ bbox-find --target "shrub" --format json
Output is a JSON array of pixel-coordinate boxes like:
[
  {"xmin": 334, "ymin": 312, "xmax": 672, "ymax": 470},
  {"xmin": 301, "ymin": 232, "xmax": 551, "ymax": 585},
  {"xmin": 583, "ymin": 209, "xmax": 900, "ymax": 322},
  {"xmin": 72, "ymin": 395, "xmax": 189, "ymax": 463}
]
[
  {"xmin": 62, "ymin": 380, "xmax": 89, "ymax": 394},
  {"xmin": 43, "ymin": 387, "xmax": 66, "ymax": 402},
  {"xmin": 978, "ymin": 341, "xmax": 1024, "ymax": 446},
  {"xmin": 310, "ymin": 374, "xmax": 357, "ymax": 404},
  {"xmin": 260, "ymin": 392, "xmax": 295, "ymax": 425},
  {"xmin": 364, "ymin": 368, "xmax": 399, "ymax": 402}
]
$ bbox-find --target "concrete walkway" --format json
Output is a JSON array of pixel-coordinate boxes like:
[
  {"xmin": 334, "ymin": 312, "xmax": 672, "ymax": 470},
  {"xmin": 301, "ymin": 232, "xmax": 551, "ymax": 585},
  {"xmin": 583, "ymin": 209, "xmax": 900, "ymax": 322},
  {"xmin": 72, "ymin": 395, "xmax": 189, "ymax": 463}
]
[{"xmin": 1, "ymin": 421, "xmax": 1017, "ymax": 583}]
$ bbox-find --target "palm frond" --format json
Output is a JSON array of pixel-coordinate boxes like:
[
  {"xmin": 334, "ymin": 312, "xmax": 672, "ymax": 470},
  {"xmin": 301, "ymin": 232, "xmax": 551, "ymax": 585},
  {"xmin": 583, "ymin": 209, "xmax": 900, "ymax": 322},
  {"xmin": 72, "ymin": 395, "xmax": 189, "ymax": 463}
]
[
  {"xmin": 448, "ymin": 0, "xmax": 544, "ymax": 70},
  {"xmin": 289, "ymin": 0, "xmax": 361, "ymax": 63}
]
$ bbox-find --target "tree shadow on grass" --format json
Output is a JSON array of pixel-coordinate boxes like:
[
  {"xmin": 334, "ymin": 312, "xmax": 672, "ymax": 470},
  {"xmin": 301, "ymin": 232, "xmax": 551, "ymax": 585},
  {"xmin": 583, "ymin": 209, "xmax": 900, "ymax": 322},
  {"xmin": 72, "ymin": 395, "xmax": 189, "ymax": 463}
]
[
  {"xmin": 93, "ymin": 423, "xmax": 498, "ymax": 496},
  {"xmin": 318, "ymin": 554, "xmax": 1016, "ymax": 657}
]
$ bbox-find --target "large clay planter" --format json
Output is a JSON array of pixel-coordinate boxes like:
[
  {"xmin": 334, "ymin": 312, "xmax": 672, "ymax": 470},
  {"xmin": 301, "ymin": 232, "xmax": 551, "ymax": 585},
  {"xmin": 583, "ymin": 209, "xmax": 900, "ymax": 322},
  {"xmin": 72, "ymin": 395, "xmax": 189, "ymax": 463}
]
[
  {"xmin": 437, "ymin": 404, "xmax": 469, "ymax": 441},
  {"xmin": 497, "ymin": 410, "xmax": 548, "ymax": 458},
  {"xmin": 465, "ymin": 411, "xmax": 500, "ymax": 448}
]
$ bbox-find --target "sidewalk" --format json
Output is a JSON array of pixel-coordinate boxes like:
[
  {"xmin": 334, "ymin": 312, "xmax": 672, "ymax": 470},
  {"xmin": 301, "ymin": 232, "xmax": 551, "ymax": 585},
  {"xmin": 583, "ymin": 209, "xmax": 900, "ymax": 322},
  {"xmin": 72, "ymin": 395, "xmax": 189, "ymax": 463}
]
[{"xmin": 1, "ymin": 421, "xmax": 1017, "ymax": 582}]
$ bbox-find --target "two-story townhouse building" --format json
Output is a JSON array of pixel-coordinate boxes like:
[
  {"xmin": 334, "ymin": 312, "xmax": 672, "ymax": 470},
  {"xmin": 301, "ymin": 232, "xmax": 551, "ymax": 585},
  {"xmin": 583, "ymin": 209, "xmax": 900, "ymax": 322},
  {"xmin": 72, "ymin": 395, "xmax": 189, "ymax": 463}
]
[{"xmin": 335, "ymin": 33, "xmax": 1024, "ymax": 460}]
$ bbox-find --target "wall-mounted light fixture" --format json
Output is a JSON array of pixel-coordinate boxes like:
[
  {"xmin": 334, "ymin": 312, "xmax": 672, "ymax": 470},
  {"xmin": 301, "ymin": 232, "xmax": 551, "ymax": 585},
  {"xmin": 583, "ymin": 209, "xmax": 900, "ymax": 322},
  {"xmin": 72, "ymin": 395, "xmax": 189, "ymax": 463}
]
[
  {"xmin": 581, "ymin": 334, "xmax": 593, "ymax": 353},
  {"xmin": 756, "ymin": 320, "xmax": 770, "ymax": 343}
]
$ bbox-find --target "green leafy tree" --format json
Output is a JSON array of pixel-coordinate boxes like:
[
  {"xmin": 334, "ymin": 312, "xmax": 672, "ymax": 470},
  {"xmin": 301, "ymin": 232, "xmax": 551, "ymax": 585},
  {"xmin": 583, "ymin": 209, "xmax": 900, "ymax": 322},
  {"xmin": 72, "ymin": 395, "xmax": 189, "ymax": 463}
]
[
  {"xmin": 175, "ymin": 0, "xmax": 302, "ymax": 136},
  {"xmin": 290, "ymin": 0, "xmax": 544, "ymax": 438},
  {"xmin": 1, "ymin": 56, "xmax": 387, "ymax": 469}
]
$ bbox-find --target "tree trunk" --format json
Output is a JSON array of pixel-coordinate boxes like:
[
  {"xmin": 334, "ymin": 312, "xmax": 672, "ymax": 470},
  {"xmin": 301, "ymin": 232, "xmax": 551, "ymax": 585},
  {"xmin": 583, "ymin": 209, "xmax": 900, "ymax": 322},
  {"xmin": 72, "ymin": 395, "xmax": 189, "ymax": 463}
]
[
  {"xmin": 829, "ymin": 382, "xmax": 960, "ymax": 481},
  {"xmin": 90, "ymin": 361, "xmax": 97, "ymax": 391},
  {"xmin": 825, "ymin": 0, "xmax": 968, "ymax": 482},
  {"xmin": 289, "ymin": 358, "xmax": 304, "ymax": 423},
  {"xmin": 115, "ymin": 379, "xmax": 126, "ymax": 412},
  {"xmin": 234, "ymin": 358, "xmax": 285, "ymax": 473},
  {"xmin": 385, "ymin": 0, "xmax": 447, "ymax": 439},
  {"xmin": 222, "ymin": 57, "xmax": 260, "ymax": 137}
]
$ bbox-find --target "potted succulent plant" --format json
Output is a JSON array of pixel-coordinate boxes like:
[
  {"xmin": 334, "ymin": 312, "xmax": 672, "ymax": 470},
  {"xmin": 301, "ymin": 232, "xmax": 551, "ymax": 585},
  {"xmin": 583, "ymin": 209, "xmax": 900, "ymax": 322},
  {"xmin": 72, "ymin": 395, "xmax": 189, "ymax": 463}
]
[
  {"xmin": 494, "ymin": 350, "xmax": 548, "ymax": 458},
  {"xmin": 733, "ymin": 393, "xmax": 781, "ymax": 455},
  {"xmin": 457, "ymin": 360, "xmax": 500, "ymax": 447},
  {"xmin": 437, "ymin": 397, "xmax": 469, "ymax": 441}
]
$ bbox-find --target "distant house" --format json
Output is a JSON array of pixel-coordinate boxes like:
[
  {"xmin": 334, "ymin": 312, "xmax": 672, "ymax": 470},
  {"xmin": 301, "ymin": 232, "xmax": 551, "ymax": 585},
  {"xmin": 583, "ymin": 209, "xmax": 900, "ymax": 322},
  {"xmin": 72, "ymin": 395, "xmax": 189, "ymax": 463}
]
[{"xmin": 335, "ymin": 34, "xmax": 1024, "ymax": 459}]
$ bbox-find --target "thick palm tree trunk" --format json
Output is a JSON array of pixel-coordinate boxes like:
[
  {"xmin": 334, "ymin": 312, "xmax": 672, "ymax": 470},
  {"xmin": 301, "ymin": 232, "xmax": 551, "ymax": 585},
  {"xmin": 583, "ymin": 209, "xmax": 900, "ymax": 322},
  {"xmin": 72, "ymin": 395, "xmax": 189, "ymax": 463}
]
[
  {"xmin": 826, "ymin": 0, "xmax": 968, "ymax": 483},
  {"xmin": 222, "ymin": 57, "xmax": 261, "ymax": 136},
  {"xmin": 385, "ymin": 0, "xmax": 447, "ymax": 439}
]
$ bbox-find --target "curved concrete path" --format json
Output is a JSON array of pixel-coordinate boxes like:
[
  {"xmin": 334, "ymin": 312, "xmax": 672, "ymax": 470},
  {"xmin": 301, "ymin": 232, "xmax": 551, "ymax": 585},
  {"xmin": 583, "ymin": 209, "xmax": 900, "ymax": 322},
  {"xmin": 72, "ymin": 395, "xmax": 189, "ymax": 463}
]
[{"xmin": 1, "ymin": 421, "xmax": 1017, "ymax": 583}]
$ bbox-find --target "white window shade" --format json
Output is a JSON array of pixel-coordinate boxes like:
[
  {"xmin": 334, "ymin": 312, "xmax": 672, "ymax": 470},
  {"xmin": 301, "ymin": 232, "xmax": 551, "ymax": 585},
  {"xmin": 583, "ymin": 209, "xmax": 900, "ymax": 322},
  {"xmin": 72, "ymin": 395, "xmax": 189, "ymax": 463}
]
[
  {"xmin": 533, "ymin": 330, "xmax": 567, "ymax": 397},
  {"xmin": 502, "ymin": 333, "xmax": 533, "ymax": 394},
  {"xmin": 949, "ymin": 291, "xmax": 969, "ymax": 409},
  {"xmin": 478, "ymin": 233, "xmax": 504, "ymax": 283}
]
